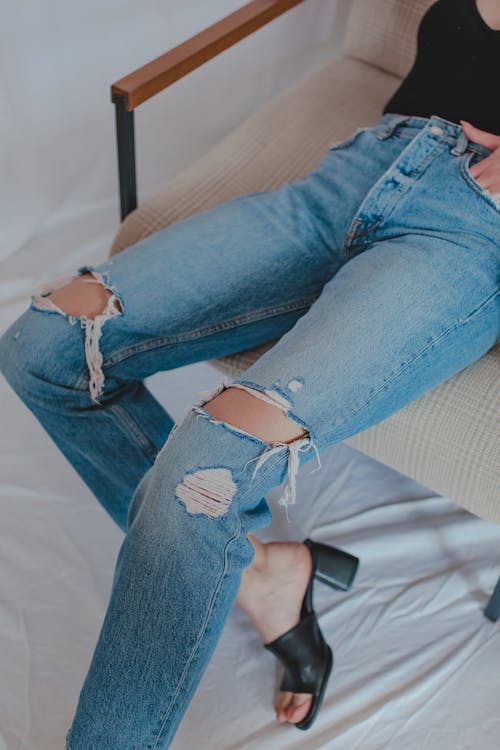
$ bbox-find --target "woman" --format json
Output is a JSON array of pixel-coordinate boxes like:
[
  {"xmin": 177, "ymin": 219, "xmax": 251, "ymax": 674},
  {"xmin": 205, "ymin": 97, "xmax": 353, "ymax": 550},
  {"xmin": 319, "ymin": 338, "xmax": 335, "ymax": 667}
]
[{"xmin": 0, "ymin": 0, "xmax": 499, "ymax": 745}]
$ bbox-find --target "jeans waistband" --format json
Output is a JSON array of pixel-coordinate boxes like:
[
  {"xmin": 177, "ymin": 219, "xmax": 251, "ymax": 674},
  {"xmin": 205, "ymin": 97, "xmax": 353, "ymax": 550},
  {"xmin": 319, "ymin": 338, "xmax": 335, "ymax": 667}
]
[{"xmin": 372, "ymin": 113, "xmax": 492, "ymax": 158}]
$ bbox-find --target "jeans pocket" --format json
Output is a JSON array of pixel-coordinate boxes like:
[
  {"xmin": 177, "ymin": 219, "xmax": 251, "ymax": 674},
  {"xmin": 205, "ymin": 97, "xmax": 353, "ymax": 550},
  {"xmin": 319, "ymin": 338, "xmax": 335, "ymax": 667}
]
[
  {"xmin": 328, "ymin": 126, "xmax": 370, "ymax": 152},
  {"xmin": 459, "ymin": 151, "xmax": 500, "ymax": 213}
]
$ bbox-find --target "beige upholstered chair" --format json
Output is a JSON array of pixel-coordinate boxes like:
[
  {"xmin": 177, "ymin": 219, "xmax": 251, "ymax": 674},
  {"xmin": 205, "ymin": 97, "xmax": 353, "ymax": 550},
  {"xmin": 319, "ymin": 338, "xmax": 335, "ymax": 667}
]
[{"xmin": 108, "ymin": 0, "xmax": 500, "ymax": 619}]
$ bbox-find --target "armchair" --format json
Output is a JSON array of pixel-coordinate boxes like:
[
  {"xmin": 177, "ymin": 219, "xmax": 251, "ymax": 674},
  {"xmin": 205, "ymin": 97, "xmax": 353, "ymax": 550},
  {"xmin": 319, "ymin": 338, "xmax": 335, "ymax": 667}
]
[{"xmin": 108, "ymin": 0, "xmax": 500, "ymax": 621}]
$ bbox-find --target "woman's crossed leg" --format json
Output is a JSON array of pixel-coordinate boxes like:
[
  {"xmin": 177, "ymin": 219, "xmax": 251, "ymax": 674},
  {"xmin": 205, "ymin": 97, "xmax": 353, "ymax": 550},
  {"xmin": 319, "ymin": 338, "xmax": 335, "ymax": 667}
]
[{"xmin": 0, "ymin": 118, "xmax": 499, "ymax": 747}]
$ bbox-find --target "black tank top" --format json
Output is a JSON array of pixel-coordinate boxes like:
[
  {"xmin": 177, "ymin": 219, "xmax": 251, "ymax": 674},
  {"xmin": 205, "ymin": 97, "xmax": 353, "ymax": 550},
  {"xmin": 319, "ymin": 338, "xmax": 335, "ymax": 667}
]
[{"xmin": 382, "ymin": 0, "xmax": 500, "ymax": 134}]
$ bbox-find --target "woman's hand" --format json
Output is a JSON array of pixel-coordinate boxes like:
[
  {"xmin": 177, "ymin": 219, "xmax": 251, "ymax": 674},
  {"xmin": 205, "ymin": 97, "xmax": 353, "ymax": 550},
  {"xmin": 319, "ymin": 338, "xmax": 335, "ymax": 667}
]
[{"xmin": 460, "ymin": 120, "xmax": 500, "ymax": 197}]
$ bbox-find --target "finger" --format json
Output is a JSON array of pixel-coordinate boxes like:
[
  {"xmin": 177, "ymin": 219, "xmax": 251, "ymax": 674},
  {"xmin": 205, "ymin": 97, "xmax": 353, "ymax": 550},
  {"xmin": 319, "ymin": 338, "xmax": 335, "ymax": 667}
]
[
  {"xmin": 468, "ymin": 164, "xmax": 500, "ymax": 191},
  {"xmin": 460, "ymin": 120, "xmax": 500, "ymax": 151},
  {"xmin": 469, "ymin": 158, "xmax": 489, "ymax": 178},
  {"xmin": 468, "ymin": 150, "xmax": 499, "ymax": 178},
  {"xmin": 479, "ymin": 176, "xmax": 500, "ymax": 192},
  {"xmin": 468, "ymin": 154, "xmax": 497, "ymax": 182}
]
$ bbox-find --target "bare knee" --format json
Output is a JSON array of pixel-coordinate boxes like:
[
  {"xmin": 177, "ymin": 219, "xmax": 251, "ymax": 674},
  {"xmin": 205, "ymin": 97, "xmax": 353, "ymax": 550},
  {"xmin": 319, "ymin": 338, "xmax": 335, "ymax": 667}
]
[
  {"xmin": 30, "ymin": 268, "xmax": 124, "ymax": 404},
  {"xmin": 46, "ymin": 272, "xmax": 123, "ymax": 318},
  {"xmin": 203, "ymin": 386, "xmax": 309, "ymax": 444}
]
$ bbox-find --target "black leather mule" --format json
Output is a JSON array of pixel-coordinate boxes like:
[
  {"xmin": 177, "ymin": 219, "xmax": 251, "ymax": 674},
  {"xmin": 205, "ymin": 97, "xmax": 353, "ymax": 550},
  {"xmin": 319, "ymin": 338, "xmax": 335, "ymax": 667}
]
[{"xmin": 263, "ymin": 539, "xmax": 359, "ymax": 730}]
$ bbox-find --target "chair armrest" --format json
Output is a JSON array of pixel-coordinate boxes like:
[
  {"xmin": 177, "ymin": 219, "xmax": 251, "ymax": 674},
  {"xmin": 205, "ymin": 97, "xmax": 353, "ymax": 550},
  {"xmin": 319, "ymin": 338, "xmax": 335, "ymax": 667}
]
[{"xmin": 111, "ymin": 0, "xmax": 308, "ymax": 111}]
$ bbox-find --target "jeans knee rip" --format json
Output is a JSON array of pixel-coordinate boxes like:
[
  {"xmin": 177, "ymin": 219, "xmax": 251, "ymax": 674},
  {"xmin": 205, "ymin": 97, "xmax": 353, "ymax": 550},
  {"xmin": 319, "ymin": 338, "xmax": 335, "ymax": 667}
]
[
  {"xmin": 181, "ymin": 380, "xmax": 322, "ymax": 522},
  {"xmin": 175, "ymin": 467, "xmax": 237, "ymax": 519},
  {"xmin": 30, "ymin": 265, "xmax": 124, "ymax": 404}
]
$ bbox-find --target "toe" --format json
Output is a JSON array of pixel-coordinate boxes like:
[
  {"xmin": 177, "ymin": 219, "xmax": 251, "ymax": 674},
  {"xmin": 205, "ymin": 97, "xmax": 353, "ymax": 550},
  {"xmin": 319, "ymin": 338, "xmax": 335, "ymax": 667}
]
[
  {"xmin": 285, "ymin": 693, "xmax": 313, "ymax": 724},
  {"xmin": 275, "ymin": 691, "xmax": 313, "ymax": 725},
  {"xmin": 275, "ymin": 691, "xmax": 293, "ymax": 723}
]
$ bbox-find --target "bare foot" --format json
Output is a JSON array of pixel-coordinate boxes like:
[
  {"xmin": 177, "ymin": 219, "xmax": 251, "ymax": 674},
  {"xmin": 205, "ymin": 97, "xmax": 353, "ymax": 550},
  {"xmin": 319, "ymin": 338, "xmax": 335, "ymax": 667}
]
[{"xmin": 237, "ymin": 536, "xmax": 313, "ymax": 725}]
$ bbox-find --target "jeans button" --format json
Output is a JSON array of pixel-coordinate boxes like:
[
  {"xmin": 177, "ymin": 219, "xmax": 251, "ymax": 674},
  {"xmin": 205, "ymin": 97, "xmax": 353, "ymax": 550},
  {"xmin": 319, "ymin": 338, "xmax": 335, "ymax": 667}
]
[{"xmin": 430, "ymin": 125, "xmax": 444, "ymax": 136}]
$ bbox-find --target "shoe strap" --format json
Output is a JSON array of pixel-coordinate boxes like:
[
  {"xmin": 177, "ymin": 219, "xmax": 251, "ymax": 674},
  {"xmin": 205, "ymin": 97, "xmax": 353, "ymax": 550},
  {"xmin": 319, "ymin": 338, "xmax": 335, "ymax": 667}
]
[{"xmin": 264, "ymin": 611, "xmax": 330, "ymax": 694}]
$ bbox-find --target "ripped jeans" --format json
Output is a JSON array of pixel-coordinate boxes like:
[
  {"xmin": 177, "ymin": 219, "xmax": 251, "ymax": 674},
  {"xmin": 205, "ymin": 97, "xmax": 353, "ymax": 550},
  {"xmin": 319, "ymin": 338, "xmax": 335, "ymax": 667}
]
[{"xmin": 0, "ymin": 113, "xmax": 499, "ymax": 749}]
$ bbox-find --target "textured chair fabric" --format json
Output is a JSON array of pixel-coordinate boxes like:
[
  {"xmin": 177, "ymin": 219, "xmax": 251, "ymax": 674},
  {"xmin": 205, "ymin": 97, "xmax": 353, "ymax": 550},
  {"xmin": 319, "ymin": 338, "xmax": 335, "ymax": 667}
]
[
  {"xmin": 343, "ymin": 0, "xmax": 436, "ymax": 78},
  {"xmin": 108, "ymin": 2, "xmax": 500, "ymax": 524},
  {"xmin": 109, "ymin": 57, "xmax": 399, "ymax": 255}
]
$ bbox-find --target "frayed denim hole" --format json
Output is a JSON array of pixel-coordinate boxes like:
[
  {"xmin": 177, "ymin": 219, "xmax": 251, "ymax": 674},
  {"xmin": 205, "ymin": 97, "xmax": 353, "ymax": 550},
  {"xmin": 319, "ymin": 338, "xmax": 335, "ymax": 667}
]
[{"xmin": 175, "ymin": 466, "xmax": 238, "ymax": 519}]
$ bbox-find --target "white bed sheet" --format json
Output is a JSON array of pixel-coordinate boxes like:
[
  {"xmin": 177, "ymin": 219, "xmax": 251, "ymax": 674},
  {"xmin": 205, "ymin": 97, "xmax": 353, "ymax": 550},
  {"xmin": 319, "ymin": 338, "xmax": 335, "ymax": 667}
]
[{"xmin": 1, "ymin": 310, "xmax": 499, "ymax": 749}]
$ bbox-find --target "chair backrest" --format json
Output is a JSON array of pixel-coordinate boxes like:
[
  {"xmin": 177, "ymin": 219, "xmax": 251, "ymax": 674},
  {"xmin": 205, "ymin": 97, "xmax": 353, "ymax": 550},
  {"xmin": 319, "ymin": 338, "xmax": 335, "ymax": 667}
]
[{"xmin": 343, "ymin": 0, "xmax": 436, "ymax": 79}]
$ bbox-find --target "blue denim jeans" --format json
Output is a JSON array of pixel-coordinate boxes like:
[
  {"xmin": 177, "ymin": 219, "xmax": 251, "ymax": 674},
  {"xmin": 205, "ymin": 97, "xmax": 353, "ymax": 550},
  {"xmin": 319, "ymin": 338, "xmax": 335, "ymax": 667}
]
[{"xmin": 0, "ymin": 113, "xmax": 499, "ymax": 748}]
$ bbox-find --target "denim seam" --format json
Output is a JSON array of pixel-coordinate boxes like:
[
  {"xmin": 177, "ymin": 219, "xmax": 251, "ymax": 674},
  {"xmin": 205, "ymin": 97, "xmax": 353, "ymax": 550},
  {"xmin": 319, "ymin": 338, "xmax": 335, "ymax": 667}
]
[
  {"xmin": 148, "ymin": 519, "xmax": 243, "ymax": 749},
  {"xmin": 343, "ymin": 134, "xmax": 421, "ymax": 260},
  {"xmin": 372, "ymin": 141, "xmax": 447, "ymax": 226},
  {"xmin": 148, "ymin": 453, "xmax": 288, "ymax": 747},
  {"xmin": 107, "ymin": 403, "xmax": 158, "ymax": 463},
  {"xmin": 459, "ymin": 152, "xmax": 500, "ymax": 213},
  {"xmin": 99, "ymin": 296, "xmax": 318, "ymax": 371},
  {"xmin": 25, "ymin": 310, "xmax": 90, "ymax": 393},
  {"xmin": 322, "ymin": 286, "xmax": 500, "ymax": 439},
  {"xmin": 343, "ymin": 140, "xmax": 446, "ymax": 261},
  {"xmin": 328, "ymin": 127, "xmax": 368, "ymax": 152},
  {"xmin": 390, "ymin": 130, "xmax": 491, "ymax": 158}
]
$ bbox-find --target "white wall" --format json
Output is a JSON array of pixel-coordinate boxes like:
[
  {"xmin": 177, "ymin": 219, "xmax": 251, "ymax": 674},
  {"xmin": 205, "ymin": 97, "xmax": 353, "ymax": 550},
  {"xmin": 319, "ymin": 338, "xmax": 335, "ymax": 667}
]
[{"xmin": 0, "ymin": 0, "xmax": 350, "ymax": 298}]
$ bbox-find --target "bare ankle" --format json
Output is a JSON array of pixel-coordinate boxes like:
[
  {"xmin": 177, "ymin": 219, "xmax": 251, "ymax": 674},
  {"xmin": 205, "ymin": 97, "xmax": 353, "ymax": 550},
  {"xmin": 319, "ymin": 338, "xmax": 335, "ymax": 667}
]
[{"xmin": 246, "ymin": 533, "xmax": 269, "ymax": 575}]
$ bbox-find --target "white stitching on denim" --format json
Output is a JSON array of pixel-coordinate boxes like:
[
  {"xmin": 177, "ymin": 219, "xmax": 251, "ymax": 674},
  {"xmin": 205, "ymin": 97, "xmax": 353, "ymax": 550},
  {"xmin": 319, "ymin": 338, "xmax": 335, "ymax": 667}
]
[{"xmin": 149, "ymin": 523, "xmax": 241, "ymax": 748}]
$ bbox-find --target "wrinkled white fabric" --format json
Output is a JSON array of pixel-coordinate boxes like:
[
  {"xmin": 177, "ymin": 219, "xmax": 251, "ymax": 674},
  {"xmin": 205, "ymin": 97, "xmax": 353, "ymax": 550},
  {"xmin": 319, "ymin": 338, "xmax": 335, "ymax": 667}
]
[
  {"xmin": 0, "ymin": 0, "xmax": 346, "ymax": 268},
  {"xmin": 1, "ymin": 358, "xmax": 499, "ymax": 750}
]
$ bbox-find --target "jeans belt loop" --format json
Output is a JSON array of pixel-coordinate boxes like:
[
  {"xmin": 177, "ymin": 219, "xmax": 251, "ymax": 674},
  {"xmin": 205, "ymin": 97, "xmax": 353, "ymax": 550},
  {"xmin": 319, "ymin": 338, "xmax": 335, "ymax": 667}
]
[
  {"xmin": 451, "ymin": 129, "xmax": 469, "ymax": 156},
  {"xmin": 376, "ymin": 114, "xmax": 410, "ymax": 140}
]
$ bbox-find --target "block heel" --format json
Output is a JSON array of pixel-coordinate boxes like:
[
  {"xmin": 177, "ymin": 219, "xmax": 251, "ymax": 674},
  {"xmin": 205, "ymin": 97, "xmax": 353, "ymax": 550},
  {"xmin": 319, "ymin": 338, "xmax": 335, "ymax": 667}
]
[{"xmin": 304, "ymin": 538, "xmax": 359, "ymax": 592}]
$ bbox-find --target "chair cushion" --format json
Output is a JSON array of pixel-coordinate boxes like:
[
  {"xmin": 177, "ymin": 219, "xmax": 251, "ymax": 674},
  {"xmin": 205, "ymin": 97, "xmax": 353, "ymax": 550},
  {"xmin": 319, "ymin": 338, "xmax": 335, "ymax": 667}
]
[{"xmin": 343, "ymin": 0, "xmax": 436, "ymax": 79}]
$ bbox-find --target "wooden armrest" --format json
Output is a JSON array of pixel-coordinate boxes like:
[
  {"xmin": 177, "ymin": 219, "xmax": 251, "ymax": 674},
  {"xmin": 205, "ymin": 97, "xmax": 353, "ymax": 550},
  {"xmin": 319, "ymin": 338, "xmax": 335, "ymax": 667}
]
[{"xmin": 111, "ymin": 0, "xmax": 308, "ymax": 111}]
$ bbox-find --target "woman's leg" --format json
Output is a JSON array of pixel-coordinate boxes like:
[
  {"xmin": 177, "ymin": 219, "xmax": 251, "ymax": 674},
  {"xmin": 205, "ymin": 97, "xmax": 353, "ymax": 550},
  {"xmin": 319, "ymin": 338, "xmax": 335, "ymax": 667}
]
[
  {"xmin": 236, "ymin": 531, "xmax": 316, "ymax": 724},
  {"xmin": 213, "ymin": 114, "xmax": 500, "ymax": 725},
  {"xmin": 0, "ymin": 116, "xmax": 411, "ymax": 531},
  {"xmin": 0, "ymin": 119, "xmax": 410, "ymax": 737},
  {"xmin": 2, "ymin": 115, "xmax": 497, "ymax": 746},
  {"xmin": 0, "ymin": 117, "xmax": 413, "ymax": 738},
  {"xmin": 60, "ymin": 211, "xmax": 498, "ymax": 748},
  {"xmin": 64, "ymin": 113, "xmax": 498, "ymax": 743}
]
